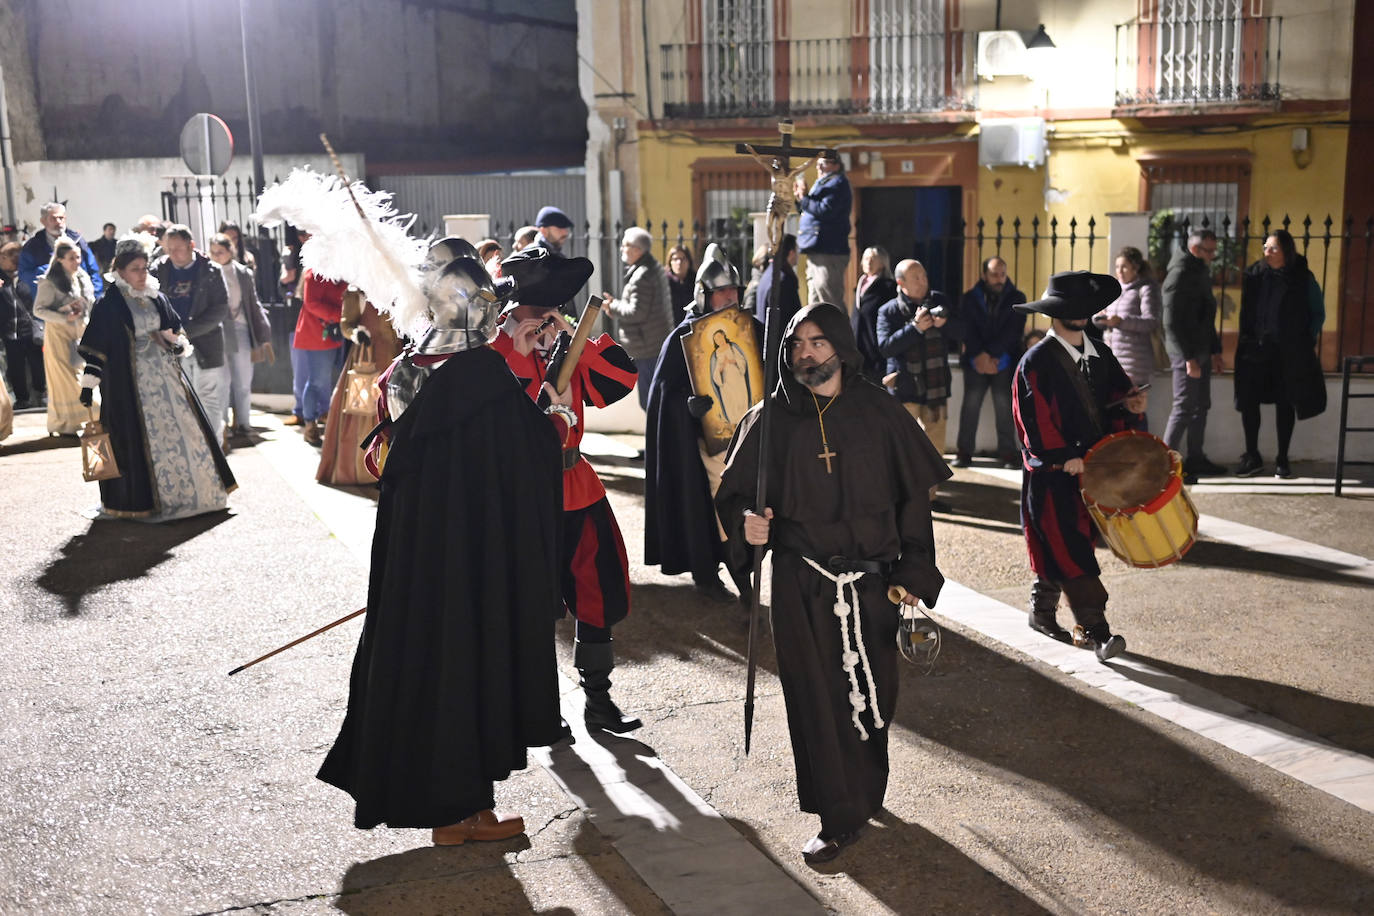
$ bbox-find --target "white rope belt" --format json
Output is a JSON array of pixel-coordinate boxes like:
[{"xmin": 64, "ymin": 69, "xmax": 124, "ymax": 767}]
[{"xmin": 802, "ymin": 556, "xmax": 885, "ymax": 741}]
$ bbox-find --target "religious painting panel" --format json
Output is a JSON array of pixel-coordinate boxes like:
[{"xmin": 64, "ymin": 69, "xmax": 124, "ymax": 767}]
[{"xmin": 681, "ymin": 305, "xmax": 765, "ymax": 455}]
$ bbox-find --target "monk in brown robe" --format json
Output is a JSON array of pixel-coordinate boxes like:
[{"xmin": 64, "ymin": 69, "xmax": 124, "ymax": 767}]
[{"xmin": 716, "ymin": 303, "xmax": 950, "ymax": 864}]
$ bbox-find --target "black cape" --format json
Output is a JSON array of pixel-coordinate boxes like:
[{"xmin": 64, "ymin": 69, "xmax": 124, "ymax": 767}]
[
  {"xmin": 716, "ymin": 304, "xmax": 949, "ymax": 837},
  {"xmin": 78, "ymin": 285, "xmax": 235, "ymax": 517},
  {"xmin": 643, "ymin": 307, "xmax": 763, "ymax": 580},
  {"xmin": 317, "ymin": 346, "xmax": 565, "ymax": 829}
]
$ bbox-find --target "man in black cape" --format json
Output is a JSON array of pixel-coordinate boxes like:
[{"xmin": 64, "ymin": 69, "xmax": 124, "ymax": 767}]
[
  {"xmin": 317, "ymin": 241, "xmax": 569, "ymax": 844},
  {"xmin": 1011, "ymin": 271, "xmax": 1148, "ymax": 662},
  {"xmin": 716, "ymin": 302, "xmax": 949, "ymax": 863},
  {"xmin": 644, "ymin": 244, "xmax": 761, "ymax": 603}
]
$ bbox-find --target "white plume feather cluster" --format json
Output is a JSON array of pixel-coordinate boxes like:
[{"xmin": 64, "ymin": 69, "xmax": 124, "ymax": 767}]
[{"xmin": 254, "ymin": 169, "xmax": 433, "ymax": 335}]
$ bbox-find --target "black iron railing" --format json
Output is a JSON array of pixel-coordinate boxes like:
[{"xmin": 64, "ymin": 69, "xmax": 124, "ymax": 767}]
[
  {"xmin": 660, "ymin": 33, "xmax": 976, "ymax": 119},
  {"xmin": 1115, "ymin": 16, "xmax": 1282, "ymax": 107},
  {"xmin": 156, "ymin": 174, "xmax": 1373, "ymax": 373}
]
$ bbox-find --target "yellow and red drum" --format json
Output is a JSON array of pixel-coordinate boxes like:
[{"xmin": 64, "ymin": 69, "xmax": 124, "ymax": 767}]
[{"xmin": 1079, "ymin": 430, "xmax": 1198, "ymax": 568}]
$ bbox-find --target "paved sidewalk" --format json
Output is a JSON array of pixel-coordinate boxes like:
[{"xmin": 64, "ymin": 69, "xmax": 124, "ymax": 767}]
[{"xmin": 1, "ymin": 410, "xmax": 1372, "ymax": 914}]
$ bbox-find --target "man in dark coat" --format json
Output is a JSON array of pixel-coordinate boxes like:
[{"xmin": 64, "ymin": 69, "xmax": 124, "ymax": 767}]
[
  {"xmin": 645, "ymin": 245, "xmax": 762, "ymax": 603},
  {"xmin": 753, "ymin": 233, "xmax": 803, "ymax": 330},
  {"xmin": 950, "ymin": 256, "xmax": 1026, "ymax": 467},
  {"xmin": 17, "ymin": 202, "xmax": 104, "ymax": 299},
  {"xmin": 1162, "ymin": 230, "xmax": 1225, "ymax": 481},
  {"xmin": 318, "ymin": 242, "xmax": 567, "ymax": 845},
  {"xmin": 1, "ymin": 241, "xmax": 45, "ymax": 408},
  {"xmin": 877, "ymin": 258, "xmax": 954, "ymax": 470},
  {"xmin": 1012, "ymin": 271, "xmax": 1148, "ymax": 662},
  {"xmin": 794, "ymin": 150, "xmax": 852, "ymax": 309},
  {"xmin": 716, "ymin": 303, "xmax": 948, "ymax": 864},
  {"xmin": 152, "ymin": 225, "xmax": 231, "ymax": 440}
]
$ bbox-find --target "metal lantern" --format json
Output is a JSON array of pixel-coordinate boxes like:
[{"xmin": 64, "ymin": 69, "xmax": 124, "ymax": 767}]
[
  {"xmin": 80, "ymin": 415, "xmax": 121, "ymax": 482},
  {"xmin": 343, "ymin": 346, "xmax": 380, "ymax": 417}
]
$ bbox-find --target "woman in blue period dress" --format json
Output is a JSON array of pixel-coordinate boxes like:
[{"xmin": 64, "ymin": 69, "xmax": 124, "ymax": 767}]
[{"xmin": 77, "ymin": 239, "xmax": 235, "ymax": 521}]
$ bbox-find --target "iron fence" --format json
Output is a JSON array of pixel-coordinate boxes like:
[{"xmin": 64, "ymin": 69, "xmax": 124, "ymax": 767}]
[
  {"xmin": 160, "ymin": 177, "xmax": 1373, "ymax": 373},
  {"xmin": 520, "ymin": 210, "xmax": 1372, "ymax": 373}
]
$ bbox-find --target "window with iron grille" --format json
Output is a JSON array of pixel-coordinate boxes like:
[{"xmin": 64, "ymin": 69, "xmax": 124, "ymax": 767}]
[
  {"xmin": 1140, "ymin": 153, "xmax": 1252, "ymax": 265},
  {"xmin": 702, "ymin": 0, "xmax": 773, "ymax": 117},
  {"xmin": 1157, "ymin": 0, "xmax": 1242, "ymax": 102},
  {"xmin": 692, "ymin": 159, "xmax": 770, "ymax": 268},
  {"xmin": 869, "ymin": 0, "xmax": 948, "ymax": 113}
]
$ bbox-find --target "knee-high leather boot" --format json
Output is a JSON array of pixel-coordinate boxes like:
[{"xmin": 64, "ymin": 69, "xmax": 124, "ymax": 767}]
[
  {"xmin": 1028, "ymin": 578, "xmax": 1071, "ymax": 642},
  {"xmin": 575, "ymin": 640, "xmax": 642, "ymax": 734}
]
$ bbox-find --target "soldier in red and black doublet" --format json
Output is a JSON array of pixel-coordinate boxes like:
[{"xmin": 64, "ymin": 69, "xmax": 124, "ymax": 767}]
[
  {"xmin": 1011, "ymin": 271, "xmax": 1147, "ymax": 662},
  {"xmin": 492, "ymin": 326, "xmax": 645, "ymax": 732}
]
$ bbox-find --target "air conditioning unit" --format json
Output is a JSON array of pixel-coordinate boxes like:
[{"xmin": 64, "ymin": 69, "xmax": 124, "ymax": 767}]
[
  {"xmin": 979, "ymin": 117, "xmax": 1046, "ymax": 168},
  {"xmin": 977, "ymin": 30, "xmax": 1028, "ymax": 78}
]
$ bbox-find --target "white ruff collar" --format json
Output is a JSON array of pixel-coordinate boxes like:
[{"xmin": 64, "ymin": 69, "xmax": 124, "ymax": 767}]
[{"xmin": 112, "ymin": 273, "xmax": 161, "ymax": 299}]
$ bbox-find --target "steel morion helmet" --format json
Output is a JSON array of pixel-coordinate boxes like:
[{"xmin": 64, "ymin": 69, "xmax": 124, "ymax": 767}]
[
  {"xmin": 415, "ymin": 236, "xmax": 502, "ymax": 354},
  {"xmin": 692, "ymin": 242, "xmax": 742, "ymax": 315}
]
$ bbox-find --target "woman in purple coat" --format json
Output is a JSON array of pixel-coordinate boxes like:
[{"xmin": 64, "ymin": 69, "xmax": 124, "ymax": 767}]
[{"xmin": 1093, "ymin": 246, "xmax": 1159, "ymax": 429}]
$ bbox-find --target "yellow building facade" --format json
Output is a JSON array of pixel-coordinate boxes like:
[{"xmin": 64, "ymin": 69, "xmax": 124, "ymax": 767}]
[{"xmin": 578, "ymin": 0, "xmax": 1360, "ymax": 365}]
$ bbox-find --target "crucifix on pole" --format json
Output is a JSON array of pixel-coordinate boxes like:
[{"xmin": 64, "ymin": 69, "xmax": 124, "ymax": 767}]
[
  {"xmin": 734, "ymin": 120, "xmax": 836, "ymax": 755},
  {"xmin": 735, "ymin": 120, "xmax": 835, "ymax": 259}
]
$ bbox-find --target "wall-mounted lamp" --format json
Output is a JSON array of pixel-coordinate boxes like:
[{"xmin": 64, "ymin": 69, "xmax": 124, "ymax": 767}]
[
  {"xmin": 1023, "ymin": 24, "xmax": 1057, "ymax": 89},
  {"xmin": 1292, "ymin": 127, "xmax": 1312, "ymax": 169},
  {"xmin": 1024, "ymin": 24, "xmax": 1056, "ymax": 51}
]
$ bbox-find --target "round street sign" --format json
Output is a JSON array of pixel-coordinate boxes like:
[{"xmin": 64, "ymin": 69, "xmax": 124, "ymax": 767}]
[{"xmin": 179, "ymin": 113, "xmax": 234, "ymax": 177}]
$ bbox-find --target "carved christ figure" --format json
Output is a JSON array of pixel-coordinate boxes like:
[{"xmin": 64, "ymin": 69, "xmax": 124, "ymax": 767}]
[{"xmin": 743, "ymin": 144, "xmax": 814, "ymax": 255}]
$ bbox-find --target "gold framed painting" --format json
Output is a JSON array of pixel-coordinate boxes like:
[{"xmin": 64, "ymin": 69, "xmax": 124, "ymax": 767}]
[{"xmin": 681, "ymin": 306, "xmax": 764, "ymax": 455}]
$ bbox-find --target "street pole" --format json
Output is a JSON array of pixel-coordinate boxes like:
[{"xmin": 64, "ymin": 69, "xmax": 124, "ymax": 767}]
[
  {"xmin": 238, "ymin": 0, "xmax": 266, "ymax": 198},
  {"xmin": 0, "ymin": 64, "xmax": 19, "ymax": 231}
]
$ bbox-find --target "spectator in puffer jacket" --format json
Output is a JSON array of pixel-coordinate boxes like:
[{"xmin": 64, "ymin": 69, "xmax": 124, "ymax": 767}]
[{"xmin": 1094, "ymin": 246, "xmax": 1159, "ymax": 430}]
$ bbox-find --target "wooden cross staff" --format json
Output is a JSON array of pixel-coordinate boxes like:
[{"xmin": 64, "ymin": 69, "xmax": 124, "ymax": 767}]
[{"xmin": 734, "ymin": 121, "xmax": 836, "ymax": 756}]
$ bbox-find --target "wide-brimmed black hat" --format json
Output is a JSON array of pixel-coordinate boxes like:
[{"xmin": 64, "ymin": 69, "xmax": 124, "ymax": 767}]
[
  {"xmin": 1014, "ymin": 270, "xmax": 1121, "ymax": 320},
  {"xmin": 498, "ymin": 247, "xmax": 593, "ymax": 313}
]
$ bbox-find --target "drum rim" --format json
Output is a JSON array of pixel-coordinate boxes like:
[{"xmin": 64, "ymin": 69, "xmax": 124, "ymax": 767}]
[{"xmin": 1081, "ymin": 429, "xmax": 1180, "ymax": 515}]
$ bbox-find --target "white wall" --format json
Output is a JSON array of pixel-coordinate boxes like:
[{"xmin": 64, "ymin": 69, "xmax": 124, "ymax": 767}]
[{"xmin": 11, "ymin": 152, "xmax": 365, "ymax": 242}]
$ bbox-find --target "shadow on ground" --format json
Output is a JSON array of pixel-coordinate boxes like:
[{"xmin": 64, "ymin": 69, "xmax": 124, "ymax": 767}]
[
  {"xmin": 333, "ymin": 839, "xmax": 573, "ymax": 915},
  {"xmin": 34, "ymin": 511, "xmax": 231, "ymax": 617},
  {"xmin": 1125, "ymin": 652, "xmax": 1374, "ymax": 758},
  {"xmin": 891, "ymin": 628, "xmax": 1374, "ymax": 912}
]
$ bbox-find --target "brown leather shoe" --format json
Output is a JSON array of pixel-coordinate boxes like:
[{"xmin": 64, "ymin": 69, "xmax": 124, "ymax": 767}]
[
  {"xmin": 432, "ymin": 809, "xmax": 525, "ymax": 846},
  {"xmin": 282, "ymin": 414, "xmax": 302, "ymax": 426},
  {"xmin": 303, "ymin": 420, "xmax": 322, "ymax": 446}
]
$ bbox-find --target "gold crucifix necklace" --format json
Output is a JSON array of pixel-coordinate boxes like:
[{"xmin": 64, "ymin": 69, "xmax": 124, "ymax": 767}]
[{"xmin": 811, "ymin": 390, "xmax": 839, "ymax": 474}]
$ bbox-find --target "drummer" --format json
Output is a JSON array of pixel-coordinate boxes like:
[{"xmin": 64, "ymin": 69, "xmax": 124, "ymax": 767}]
[{"xmin": 1011, "ymin": 271, "xmax": 1149, "ymax": 662}]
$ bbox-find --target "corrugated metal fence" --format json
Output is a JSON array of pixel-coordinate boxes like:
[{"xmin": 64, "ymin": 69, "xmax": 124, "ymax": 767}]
[{"xmin": 374, "ymin": 170, "xmax": 587, "ymax": 239}]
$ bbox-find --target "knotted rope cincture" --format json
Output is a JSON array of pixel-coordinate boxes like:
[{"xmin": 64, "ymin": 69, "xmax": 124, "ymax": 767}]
[{"xmin": 803, "ymin": 557, "xmax": 884, "ymax": 740}]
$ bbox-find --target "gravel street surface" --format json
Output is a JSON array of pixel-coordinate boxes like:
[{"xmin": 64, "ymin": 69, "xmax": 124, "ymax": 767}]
[{"xmin": 1, "ymin": 406, "xmax": 1371, "ymax": 915}]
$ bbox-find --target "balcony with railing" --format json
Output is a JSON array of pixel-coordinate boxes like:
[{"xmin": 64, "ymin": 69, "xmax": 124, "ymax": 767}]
[
  {"xmin": 659, "ymin": 32, "xmax": 977, "ymax": 120},
  {"xmin": 1114, "ymin": 15, "xmax": 1282, "ymax": 110}
]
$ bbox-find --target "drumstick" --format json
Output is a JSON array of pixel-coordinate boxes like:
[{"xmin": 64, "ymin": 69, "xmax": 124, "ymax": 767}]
[{"xmin": 1106, "ymin": 382, "xmax": 1151, "ymax": 410}]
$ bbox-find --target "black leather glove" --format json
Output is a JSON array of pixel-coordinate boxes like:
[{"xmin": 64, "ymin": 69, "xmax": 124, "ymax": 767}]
[
  {"xmin": 687, "ymin": 395, "xmax": 713, "ymax": 419},
  {"xmin": 80, "ymin": 387, "xmax": 93, "ymax": 408},
  {"xmin": 354, "ymin": 328, "xmax": 371, "ymax": 347}
]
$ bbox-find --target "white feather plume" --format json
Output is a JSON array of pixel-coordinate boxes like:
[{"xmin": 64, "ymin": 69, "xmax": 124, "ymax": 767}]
[{"xmin": 254, "ymin": 169, "xmax": 432, "ymax": 335}]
